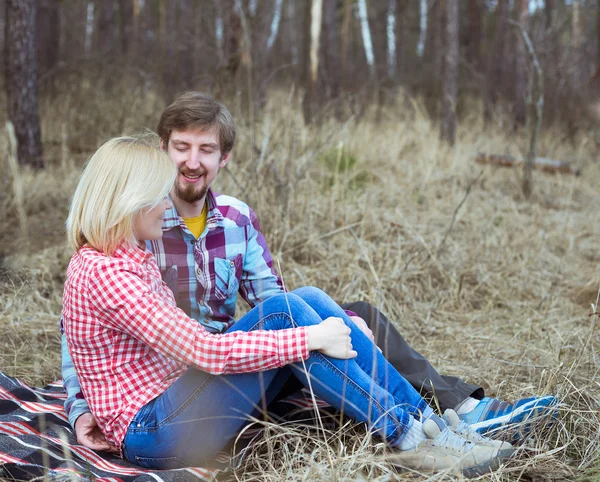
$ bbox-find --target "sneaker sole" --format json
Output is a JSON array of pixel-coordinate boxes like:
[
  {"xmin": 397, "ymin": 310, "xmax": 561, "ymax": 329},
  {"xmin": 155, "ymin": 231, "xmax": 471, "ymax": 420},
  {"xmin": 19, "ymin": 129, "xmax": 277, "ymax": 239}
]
[
  {"xmin": 461, "ymin": 448, "xmax": 514, "ymax": 478},
  {"xmin": 469, "ymin": 397, "xmax": 557, "ymax": 433}
]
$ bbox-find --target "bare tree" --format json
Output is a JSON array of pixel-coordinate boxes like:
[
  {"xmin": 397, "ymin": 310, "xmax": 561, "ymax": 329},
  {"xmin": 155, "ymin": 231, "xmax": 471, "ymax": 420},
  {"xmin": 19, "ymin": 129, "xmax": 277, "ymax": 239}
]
[
  {"xmin": 323, "ymin": 0, "xmax": 341, "ymax": 106},
  {"xmin": 93, "ymin": 0, "xmax": 115, "ymax": 56},
  {"xmin": 340, "ymin": 0, "xmax": 351, "ymax": 91},
  {"xmin": 440, "ymin": 0, "xmax": 458, "ymax": 145},
  {"xmin": 5, "ymin": 0, "xmax": 43, "ymax": 168},
  {"xmin": 514, "ymin": 0, "xmax": 529, "ymax": 128},
  {"xmin": 466, "ymin": 0, "xmax": 481, "ymax": 70},
  {"xmin": 484, "ymin": 0, "xmax": 509, "ymax": 122}
]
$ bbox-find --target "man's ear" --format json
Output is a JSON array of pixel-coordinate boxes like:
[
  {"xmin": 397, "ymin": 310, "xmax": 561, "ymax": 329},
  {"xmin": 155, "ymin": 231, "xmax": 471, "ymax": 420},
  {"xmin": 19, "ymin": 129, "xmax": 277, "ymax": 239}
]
[
  {"xmin": 159, "ymin": 138, "xmax": 166, "ymax": 151},
  {"xmin": 219, "ymin": 151, "xmax": 231, "ymax": 168}
]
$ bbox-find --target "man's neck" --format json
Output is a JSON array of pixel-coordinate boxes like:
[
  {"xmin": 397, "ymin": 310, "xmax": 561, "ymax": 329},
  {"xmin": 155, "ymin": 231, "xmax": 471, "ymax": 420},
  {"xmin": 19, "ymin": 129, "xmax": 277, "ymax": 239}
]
[{"xmin": 171, "ymin": 194, "xmax": 207, "ymax": 219}]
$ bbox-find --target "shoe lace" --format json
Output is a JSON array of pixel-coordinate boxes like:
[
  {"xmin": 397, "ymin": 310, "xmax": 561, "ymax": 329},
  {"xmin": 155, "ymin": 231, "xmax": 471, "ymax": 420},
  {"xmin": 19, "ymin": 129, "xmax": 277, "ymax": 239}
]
[
  {"xmin": 453, "ymin": 420, "xmax": 489, "ymax": 443},
  {"xmin": 433, "ymin": 427, "xmax": 474, "ymax": 454}
]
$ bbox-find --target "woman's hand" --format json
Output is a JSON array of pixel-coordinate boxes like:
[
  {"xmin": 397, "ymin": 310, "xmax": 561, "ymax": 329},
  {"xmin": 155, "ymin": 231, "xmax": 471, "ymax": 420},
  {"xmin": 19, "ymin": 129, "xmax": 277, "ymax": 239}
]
[{"xmin": 307, "ymin": 317, "xmax": 358, "ymax": 359}]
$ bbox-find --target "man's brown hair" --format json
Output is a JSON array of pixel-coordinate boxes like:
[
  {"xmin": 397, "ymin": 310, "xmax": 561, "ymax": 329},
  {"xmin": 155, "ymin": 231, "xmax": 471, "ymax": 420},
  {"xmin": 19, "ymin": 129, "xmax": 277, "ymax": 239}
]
[{"xmin": 157, "ymin": 92, "xmax": 236, "ymax": 154}]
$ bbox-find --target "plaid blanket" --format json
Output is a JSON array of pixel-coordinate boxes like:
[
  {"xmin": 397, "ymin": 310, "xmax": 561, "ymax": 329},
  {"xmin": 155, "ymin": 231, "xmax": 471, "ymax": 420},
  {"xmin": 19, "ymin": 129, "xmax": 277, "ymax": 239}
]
[{"xmin": 0, "ymin": 371, "xmax": 334, "ymax": 481}]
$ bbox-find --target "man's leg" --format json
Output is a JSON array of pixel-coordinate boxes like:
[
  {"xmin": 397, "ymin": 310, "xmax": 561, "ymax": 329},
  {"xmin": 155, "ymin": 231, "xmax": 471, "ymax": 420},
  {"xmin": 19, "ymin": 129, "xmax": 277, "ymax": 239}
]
[
  {"xmin": 340, "ymin": 301, "xmax": 484, "ymax": 412},
  {"xmin": 341, "ymin": 301, "xmax": 558, "ymax": 440}
]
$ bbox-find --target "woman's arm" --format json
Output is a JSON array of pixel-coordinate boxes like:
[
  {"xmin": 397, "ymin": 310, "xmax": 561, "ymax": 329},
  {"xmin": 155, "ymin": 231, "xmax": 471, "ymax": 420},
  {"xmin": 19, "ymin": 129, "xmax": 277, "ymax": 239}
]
[{"xmin": 87, "ymin": 260, "xmax": 309, "ymax": 375}]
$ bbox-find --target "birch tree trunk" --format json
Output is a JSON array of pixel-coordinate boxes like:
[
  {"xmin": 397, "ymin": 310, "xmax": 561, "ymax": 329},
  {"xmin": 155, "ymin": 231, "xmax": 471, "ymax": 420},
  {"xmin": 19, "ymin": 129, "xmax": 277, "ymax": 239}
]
[
  {"xmin": 417, "ymin": 0, "xmax": 427, "ymax": 57},
  {"xmin": 5, "ymin": 0, "xmax": 43, "ymax": 168},
  {"xmin": 266, "ymin": 0, "xmax": 283, "ymax": 53},
  {"xmin": 440, "ymin": 0, "xmax": 458, "ymax": 145},
  {"xmin": 514, "ymin": 0, "xmax": 529, "ymax": 128},
  {"xmin": 302, "ymin": 0, "xmax": 323, "ymax": 124},
  {"xmin": 386, "ymin": 0, "xmax": 396, "ymax": 81},
  {"xmin": 357, "ymin": 0, "xmax": 375, "ymax": 77}
]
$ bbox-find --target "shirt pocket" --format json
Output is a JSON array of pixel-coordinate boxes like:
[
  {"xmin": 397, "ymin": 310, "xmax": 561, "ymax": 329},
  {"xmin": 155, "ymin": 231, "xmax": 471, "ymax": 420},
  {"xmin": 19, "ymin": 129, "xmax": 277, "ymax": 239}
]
[{"xmin": 213, "ymin": 255, "xmax": 242, "ymax": 300}]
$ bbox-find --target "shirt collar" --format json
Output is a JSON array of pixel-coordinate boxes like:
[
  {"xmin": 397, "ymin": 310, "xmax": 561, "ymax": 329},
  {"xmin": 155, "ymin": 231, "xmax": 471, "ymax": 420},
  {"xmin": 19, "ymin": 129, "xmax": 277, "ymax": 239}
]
[{"xmin": 162, "ymin": 188, "xmax": 225, "ymax": 232}]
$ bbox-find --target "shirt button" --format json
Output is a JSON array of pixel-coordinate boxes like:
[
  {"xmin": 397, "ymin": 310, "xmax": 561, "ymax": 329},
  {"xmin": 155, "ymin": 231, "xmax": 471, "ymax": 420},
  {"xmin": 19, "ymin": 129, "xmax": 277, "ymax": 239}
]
[
  {"xmin": 196, "ymin": 268, "xmax": 201, "ymax": 275},
  {"xmin": 230, "ymin": 261, "xmax": 235, "ymax": 267}
]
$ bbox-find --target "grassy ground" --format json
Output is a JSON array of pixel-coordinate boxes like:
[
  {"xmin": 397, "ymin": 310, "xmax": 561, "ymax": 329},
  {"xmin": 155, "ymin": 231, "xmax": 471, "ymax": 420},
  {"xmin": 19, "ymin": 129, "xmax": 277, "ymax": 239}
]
[{"xmin": 0, "ymin": 88, "xmax": 599, "ymax": 480}]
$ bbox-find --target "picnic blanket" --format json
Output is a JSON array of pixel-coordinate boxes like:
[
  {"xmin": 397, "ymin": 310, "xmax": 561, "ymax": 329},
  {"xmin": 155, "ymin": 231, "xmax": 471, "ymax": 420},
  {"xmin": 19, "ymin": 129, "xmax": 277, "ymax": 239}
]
[{"xmin": 0, "ymin": 371, "xmax": 335, "ymax": 481}]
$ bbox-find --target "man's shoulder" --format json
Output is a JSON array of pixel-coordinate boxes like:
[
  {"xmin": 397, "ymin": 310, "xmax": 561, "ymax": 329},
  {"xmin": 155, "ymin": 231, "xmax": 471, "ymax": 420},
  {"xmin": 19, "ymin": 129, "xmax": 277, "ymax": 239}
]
[{"xmin": 212, "ymin": 192, "xmax": 258, "ymax": 228}]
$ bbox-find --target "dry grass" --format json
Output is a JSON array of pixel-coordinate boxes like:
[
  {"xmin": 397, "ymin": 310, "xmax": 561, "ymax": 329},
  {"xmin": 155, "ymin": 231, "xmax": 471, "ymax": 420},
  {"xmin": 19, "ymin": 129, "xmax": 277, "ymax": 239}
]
[{"xmin": 0, "ymin": 86, "xmax": 599, "ymax": 480}]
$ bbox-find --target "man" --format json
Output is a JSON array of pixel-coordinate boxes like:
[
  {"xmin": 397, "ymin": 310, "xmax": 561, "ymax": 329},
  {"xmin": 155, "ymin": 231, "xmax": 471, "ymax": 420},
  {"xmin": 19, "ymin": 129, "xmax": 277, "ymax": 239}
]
[{"xmin": 62, "ymin": 92, "xmax": 556, "ymax": 452}]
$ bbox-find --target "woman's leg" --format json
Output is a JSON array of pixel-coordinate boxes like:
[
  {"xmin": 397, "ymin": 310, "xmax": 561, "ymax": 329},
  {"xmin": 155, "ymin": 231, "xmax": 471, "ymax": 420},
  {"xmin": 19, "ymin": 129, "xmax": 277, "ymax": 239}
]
[{"xmin": 123, "ymin": 291, "xmax": 428, "ymax": 469}]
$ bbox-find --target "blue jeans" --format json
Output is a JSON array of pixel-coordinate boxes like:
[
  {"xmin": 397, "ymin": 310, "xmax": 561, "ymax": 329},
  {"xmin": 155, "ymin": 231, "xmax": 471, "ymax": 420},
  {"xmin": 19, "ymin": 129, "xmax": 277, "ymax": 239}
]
[{"xmin": 122, "ymin": 287, "xmax": 429, "ymax": 469}]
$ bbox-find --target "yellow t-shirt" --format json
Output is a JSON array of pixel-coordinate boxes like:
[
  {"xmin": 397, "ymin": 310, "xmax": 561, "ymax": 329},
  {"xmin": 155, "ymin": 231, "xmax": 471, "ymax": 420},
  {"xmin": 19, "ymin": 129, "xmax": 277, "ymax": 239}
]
[{"xmin": 182, "ymin": 203, "xmax": 207, "ymax": 239}]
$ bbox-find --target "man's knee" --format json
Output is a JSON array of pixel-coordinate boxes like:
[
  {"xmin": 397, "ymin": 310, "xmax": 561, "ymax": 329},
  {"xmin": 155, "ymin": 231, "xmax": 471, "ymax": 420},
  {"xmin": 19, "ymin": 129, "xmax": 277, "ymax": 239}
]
[{"xmin": 291, "ymin": 286, "xmax": 329, "ymax": 305}]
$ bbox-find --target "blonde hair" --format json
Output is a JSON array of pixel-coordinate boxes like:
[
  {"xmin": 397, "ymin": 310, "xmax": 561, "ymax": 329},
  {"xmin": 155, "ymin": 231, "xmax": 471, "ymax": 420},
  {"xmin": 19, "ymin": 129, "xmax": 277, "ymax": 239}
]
[{"xmin": 67, "ymin": 134, "xmax": 176, "ymax": 256}]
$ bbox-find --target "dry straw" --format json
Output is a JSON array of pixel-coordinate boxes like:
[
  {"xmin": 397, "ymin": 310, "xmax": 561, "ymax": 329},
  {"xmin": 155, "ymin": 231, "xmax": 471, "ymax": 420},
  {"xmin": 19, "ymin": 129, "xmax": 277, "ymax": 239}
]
[{"xmin": 1, "ymin": 88, "xmax": 599, "ymax": 480}]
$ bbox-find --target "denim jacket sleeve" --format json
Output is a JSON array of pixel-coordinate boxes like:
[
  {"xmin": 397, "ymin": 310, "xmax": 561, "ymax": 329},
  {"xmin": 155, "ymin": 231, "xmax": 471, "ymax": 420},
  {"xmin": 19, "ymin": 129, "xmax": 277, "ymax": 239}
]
[
  {"xmin": 61, "ymin": 333, "xmax": 91, "ymax": 428},
  {"xmin": 239, "ymin": 211, "xmax": 285, "ymax": 307}
]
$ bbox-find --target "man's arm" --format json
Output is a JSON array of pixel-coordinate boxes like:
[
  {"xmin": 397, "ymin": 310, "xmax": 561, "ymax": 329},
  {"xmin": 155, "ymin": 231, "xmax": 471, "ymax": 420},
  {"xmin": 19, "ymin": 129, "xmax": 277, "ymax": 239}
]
[
  {"xmin": 61, "ymin": 334, "xmax": 91, "ymax": 428},
  {"xmin": 238, "ymin": 210, "xmax": 285, "ymax": 306},
  {"xmin": 62, "ymin": 335, "xmax": 118, "ymax": 452}
]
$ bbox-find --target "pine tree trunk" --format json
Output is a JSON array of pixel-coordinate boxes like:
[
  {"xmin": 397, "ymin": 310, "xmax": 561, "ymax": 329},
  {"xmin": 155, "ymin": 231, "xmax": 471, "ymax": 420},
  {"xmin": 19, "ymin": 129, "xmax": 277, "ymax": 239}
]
[
  {"xmin": 5, "ymin": 0, "xmax": 43, "ymax": 168},
  {"xmin": 93, "ymin": 0, "xmax": 114, "ymax": 56},
  {"xmin": 323, "ymin": 0, "xmax": 341, "ymax": 105},
  {"xmin": 36, "ymin": 0, "xmax": 59, "ymax": 76},
  {"xmin": 440, "ymin": 0, "xmax": 458, "ymax": 145},
  {"xmin": 466, "ymin": 0, "xmax": 481, "ymax": 69}
]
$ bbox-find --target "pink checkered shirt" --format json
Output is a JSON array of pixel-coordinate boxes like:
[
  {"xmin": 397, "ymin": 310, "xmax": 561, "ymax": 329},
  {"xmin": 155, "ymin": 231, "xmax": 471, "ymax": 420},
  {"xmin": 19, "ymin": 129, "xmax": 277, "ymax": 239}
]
[{"xmin": 61, "ymin": 244, "xmax": 309, "ymax": 449}]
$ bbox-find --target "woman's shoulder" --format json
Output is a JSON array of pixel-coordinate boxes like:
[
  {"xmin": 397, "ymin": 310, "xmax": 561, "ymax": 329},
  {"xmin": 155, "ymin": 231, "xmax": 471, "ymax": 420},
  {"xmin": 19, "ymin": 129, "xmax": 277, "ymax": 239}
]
[{"xmin": 72, "ymin": 246, "xmax": 144, "ymax": 278}]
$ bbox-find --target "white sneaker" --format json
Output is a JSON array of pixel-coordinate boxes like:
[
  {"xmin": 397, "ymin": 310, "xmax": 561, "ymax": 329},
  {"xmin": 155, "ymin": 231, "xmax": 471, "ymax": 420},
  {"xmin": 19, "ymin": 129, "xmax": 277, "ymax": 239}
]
[
  {"xmin": 444, "ymin": 408, "xmax": 515, "ymax": 454},
  {"xmin": 391, "ymin": 418, "xmax": 509, "ymax": 478}
]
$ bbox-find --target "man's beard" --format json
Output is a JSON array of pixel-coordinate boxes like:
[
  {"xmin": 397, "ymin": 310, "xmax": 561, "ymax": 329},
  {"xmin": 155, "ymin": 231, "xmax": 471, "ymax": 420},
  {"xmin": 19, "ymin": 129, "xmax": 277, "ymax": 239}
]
[{"xmin": 174, "ymin": 172, "xmax": 208, "ymax": 204}]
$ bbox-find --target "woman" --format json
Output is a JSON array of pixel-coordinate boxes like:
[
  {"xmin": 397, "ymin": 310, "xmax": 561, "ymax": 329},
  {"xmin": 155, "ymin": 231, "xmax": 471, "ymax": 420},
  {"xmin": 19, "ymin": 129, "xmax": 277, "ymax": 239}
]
[{"xmin": 62, "ymin": 135, "xmax": 512, "ymax": 477}]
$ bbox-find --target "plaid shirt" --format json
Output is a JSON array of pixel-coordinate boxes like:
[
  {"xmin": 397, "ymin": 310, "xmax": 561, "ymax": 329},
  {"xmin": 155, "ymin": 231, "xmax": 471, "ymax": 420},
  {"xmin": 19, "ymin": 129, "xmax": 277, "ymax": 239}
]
[
  {"xmin": 149, "ymin": 190, "xmax": 285, "ymax": 333},
  {"xmin": 61, "ymin": 244, "xmax": 308, "ymax": 449}
]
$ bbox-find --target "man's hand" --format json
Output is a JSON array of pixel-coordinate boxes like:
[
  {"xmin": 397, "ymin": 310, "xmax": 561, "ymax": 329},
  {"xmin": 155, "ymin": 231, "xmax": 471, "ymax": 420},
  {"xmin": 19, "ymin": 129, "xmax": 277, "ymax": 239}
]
[
  {"xmin": 349, "ymin": 315, "xmax": 374, "ymax": 342},
  {"xmin": 74, "ymin": 413, "xmax": 119, "ymax": 453}
]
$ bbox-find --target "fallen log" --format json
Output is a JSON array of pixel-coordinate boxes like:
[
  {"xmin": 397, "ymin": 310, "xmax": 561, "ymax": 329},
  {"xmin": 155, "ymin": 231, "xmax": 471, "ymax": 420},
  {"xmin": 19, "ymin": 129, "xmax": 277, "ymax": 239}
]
[{"xmin": 475, "ymin": 153, "xmax": 580, "ymax": 176}]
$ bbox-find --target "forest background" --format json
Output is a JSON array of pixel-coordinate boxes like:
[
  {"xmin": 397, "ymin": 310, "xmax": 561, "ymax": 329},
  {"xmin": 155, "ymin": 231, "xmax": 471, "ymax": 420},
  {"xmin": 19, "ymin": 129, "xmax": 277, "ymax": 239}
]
[{"xmin": 1, "ymin": 0, "xmax": 600, "ymax": 480}]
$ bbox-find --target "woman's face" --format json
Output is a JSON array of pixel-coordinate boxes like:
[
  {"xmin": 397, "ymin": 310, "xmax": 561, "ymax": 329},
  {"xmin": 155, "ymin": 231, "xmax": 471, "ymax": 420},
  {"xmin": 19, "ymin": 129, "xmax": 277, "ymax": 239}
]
[{"xmin": 133, "ymin": 197, "xmax": 173, "ymax": 242}]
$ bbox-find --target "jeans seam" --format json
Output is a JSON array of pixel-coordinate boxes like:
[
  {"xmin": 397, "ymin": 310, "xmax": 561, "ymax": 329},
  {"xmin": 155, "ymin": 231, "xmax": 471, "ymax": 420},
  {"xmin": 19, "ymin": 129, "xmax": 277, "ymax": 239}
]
[{"xmin": 306, "ymin": 352, "xmax": 406, "ymax": 441}]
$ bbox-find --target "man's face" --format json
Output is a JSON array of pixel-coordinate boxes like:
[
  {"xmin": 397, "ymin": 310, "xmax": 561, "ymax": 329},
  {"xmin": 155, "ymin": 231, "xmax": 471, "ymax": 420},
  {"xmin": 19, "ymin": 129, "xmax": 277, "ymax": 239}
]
[{"xmin": 165, "ymin": 128, "xmax": 230, "ymax": 206}]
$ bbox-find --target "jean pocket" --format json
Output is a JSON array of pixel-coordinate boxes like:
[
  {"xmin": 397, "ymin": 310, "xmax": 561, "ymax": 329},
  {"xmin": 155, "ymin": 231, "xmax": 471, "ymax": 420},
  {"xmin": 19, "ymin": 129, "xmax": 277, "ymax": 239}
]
[{"xmin": 134, "ymin": 456, "xmax": 186, "ymax": 470}]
